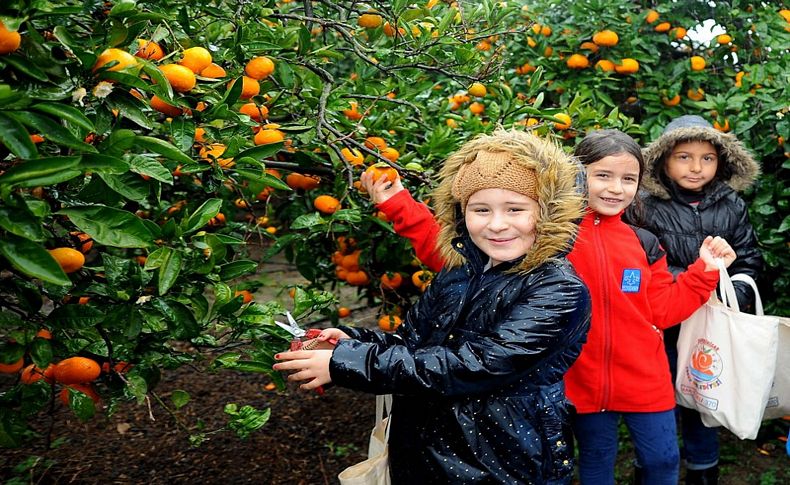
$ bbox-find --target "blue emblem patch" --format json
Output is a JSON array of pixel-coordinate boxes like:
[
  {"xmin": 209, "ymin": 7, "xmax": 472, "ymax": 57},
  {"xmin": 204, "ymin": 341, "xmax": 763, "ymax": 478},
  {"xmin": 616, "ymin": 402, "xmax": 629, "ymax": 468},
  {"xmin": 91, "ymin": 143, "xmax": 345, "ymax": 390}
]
[{"xmin": 621, "ymin": 269, "xmax": 641, "ymax": 293}]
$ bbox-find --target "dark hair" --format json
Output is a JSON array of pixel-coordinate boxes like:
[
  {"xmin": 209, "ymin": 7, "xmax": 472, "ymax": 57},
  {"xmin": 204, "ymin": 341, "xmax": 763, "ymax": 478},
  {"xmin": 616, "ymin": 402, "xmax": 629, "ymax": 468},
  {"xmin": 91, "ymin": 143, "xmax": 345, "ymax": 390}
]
[
  {"xmin": 573, "ymin": 129, "xmax": 645, "ymax": 183},
  {"xmin": 573, "ymin": 129, "xmax": 646, "ymax": 225}
]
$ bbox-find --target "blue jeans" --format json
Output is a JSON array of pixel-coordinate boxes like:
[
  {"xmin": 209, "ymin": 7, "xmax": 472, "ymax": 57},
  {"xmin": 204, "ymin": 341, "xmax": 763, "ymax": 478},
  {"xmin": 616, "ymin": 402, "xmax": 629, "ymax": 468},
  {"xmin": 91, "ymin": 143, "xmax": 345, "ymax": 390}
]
[
  {"xmin": 573, "ymin": 410, "xmax": 680, "ymax": 485},
  {"xmin": 665, "ymin": 326, "xmax": 720, "ymax": 470}
]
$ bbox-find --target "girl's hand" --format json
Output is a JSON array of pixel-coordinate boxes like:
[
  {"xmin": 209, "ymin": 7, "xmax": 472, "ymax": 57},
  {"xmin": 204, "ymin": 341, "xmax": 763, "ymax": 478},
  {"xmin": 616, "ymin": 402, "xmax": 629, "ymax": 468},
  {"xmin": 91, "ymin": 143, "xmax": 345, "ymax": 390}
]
[
  {"xmin": 360, "ymin": 170, "xmax": 405, "ymax": 205},
  {"xmin": 318, "ymin": 328, "xmax": 350, "ymax": 342},
  {"xmin": 273, "ymin": 350, "xmax": 333, "ymax": 391},
  {"xmin": 699, "ymin": 235, "xmax": 737, "ymax": 271}
]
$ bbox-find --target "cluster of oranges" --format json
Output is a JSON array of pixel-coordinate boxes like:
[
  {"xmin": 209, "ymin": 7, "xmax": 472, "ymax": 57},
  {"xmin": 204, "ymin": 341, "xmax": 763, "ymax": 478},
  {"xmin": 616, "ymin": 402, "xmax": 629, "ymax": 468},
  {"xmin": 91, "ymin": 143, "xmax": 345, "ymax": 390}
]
[
  {"xmin": 0, "ymin": 329, "xmax": 130, "ymax": 408},
  {"xmin": 331, "ymin": 237, "xmax": 370, "ymax": 286}
]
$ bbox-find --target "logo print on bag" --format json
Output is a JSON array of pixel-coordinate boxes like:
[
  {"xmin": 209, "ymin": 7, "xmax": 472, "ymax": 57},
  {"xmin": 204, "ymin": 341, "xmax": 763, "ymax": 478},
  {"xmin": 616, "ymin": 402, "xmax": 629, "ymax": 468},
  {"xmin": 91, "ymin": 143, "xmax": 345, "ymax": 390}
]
[{"xmin": 687, "ymin": 339, "xmax": 723, "ymax": 388}]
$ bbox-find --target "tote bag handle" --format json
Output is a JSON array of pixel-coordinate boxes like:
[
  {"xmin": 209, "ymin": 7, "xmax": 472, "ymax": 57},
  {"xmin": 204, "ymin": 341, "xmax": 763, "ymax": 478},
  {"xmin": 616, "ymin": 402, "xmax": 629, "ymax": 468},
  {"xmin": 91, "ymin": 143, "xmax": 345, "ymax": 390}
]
[
  {"xmin": 715, "ymin": 259, "xmax": 741, "ymax": 312},
  {"xmin": 729, "ymin": 273, "xmax": 764, "ymax": 316}
]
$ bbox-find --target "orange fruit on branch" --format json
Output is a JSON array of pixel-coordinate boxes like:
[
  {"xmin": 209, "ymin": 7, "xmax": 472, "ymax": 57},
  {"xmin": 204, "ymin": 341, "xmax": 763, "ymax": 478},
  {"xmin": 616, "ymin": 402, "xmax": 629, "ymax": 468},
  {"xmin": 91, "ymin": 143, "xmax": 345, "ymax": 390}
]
[
  {"xmin": 48, "ymin": 247, "xmax": 85, "ymax": 273},
  {"xmin": 661, "ymin": 94, "xmax": 681, "ymax": 106},
  {"xmin": 614, "ymin": 58, "xmax": 639, "ymax": 74},
  {"xmin": 358, "ymin": 13, "xmax": 383, "ymax": 29},
  {"xmin": 552, "ymin": 113, "xmax": 572, "ymax": 130},
  {"xmin": 592, "ymin": 30, "xmax": 618, "ymax": 47},
  {"xmin": 245, "ymin": 56, "xmax": 276, "ymax": 80},
  {"xmin": 160, "ymin": 64, "xmax": 196, "ymax": 92},
  {"xmin": 378, "ymin": 315, "xmax": 402, "ymax": 332},
  {"xmin": 645, "ymin": 10, "xmax": 659, "ymax": 24},
  {"xmin": 341, "ymin": 147, "xmax": 364, "ymax": 166},
  {"xmin": 346, "ymin": 270, "xmax": 371, "ymax": 286},
  {"xmin": 0, "ymin": 21, "xmax": 21, "ymax": 55},
  {"xmin": 230, "ymin": 76, "xmax": 261, "ymax": 100},
  {"xmin": 379, "ymin": 147, "xmax": 400, "ymax": 163},
  {"xmin": 654, "ymin": 22, "xmax": 671, "ymax": 33},
  {"xmin": 314, "ymin": 195, "xmax": 341, "ymax": 214},
  {"xmin": 468, "ymin": 82, "xmax": 487, "ymax": 97},
  {"xmin": 364, "ymin": 164, "xmax": 399, "ymax": 183},
  {"xmin": 239, "ymin": 102, "xmax": 268, "ymax": 121},
  {"xmin": 338, "ymin": 307, "xmax": 351, "ymax": 318},
  {"xmin": 93, "ymin": 48, "xmax": 137, "ymax": 72},
  {"xmin": 595, "ymin": 59, "xmax": 615, "ymax": 72},
  {"xmin": 54, "ymin": 356, "xmax": 101, "ymax": 384},
  {"xmin": 364, "ymin": 136, "xmax": 387, "ymax": 151},
  {"xmin": 150, "ymin": 95, "xmax": 186, "ymax": 117},
  {"xmin": 134, "ymin": 39, "xmax": 164, "ymax": 60},
  {"xmin": 20, "ymin": 363, "xmax": 55, "ymax": 383},
  {"xmin": 566, "ymin": 53, "xmax": 589, "ymax": 69},
  {"xmin": 0, "ymin": 358, "xmax": 23, "ymax": 374},
  {"xmin": 380, "ymin": 272, "xmax": 403, "ymax": 290},
  {"xmin": 200, "ymin": 62, "xmax": 226, "ymax": 78},
  {"xmin": 254, "ymin": 128, "xmax": 284, "ymax": 145},
  {"xmin": 179, "ymin": 46, "xmax": 212, "ymax": 73},
  {"xmin": 689, "ymin": 56, "xmax": 706, "ymax": 71},
  {"xmin": 70, "ymin": 231, "xmax": 94, "ymax": 253},
  {"xmin": 59, "ymin": 383, "xmax": 100, "ymax": 406}
]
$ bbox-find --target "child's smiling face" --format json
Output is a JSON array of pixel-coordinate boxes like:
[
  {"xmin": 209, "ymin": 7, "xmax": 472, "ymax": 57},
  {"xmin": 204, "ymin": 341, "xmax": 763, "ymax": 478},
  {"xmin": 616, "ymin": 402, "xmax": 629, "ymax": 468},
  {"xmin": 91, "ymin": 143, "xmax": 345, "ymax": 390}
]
[
  {"xmin": 585, "ymin": 152, "xmax": 640, "ymax": 216},
  {"xmin": 664, "ymin": 140, "xmax": 719, "ymax": 192},
  {"xmin": 465, "ymin": 188, "xmax": 540, "ymax": 267}
]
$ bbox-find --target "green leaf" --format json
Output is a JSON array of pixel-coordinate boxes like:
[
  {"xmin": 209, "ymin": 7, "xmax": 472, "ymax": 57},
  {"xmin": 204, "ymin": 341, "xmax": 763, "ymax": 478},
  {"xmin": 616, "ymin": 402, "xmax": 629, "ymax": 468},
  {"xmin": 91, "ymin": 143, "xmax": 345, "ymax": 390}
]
[
  {"xmin": 158, "ymin": 248, "xmax": 183, "ymax": 295},
  {"xmin": 0, "ymin": 234, "xmax": 71, "ymax": 285},
  {"xmin": 125, "ymin": 374, "xmax": 148, "ymax": 404},
  {"xmin": 97, "ymin": 172, "xmax": 150, "ymax": 202},
  {"xmin": 48, "ymin": 304, "xmax": 106, "ymax": 329},
  {"xmin": 143, "ymin": 246, "xmax": 169, "ymax": 270},
  {"xmin": 134, "ymin": 135, "xmax": 194, "ymax": 165},
  {"xmin": 6, "ymin": 111, "xmax": 97, "ymax": 153},
  {"xmin": 0, "ymin": 111, "xmax": 36, "ymax": 159},
  {"xmin": 0, "ymin": 55, "xmax": 48, "ymax": 81},
  {"xmin": 79, "ymin": 154, "xmax": 130, "ymax": 174},
  {"xmin": 31, "ymin": 102, "xmax": 94, "ymax": 132},
  {"xmin": 29, "ymin": 338, "xmax": 53, "ymax": 368},
  {"xmin": 130, "ymin": 156, "xmax": 173, "ymax": 184},
  {"xmin": 218, "ymin": 260, "xmax": 258, "ymax": 280},
  {"xmin": 290, "ymin": 213, "xmax": 326, "ymax": 230},
  {"xmin": 234, "ymin": 142, "xmax": 284, "ymax": 161},
  {"xmin": 66, "ymin": 388, "xmax": 96, "ymax": 421},
  {"xmin": 182, "ymin": 198, "xmax": 222, "ymax": 234},
  {"xmin": 58, "ymin": 206, "xmax": 154, "ymax": 248},
  {"xmin": 171, "ymin": 390, "xmax": 190, "ymax": 409},
  {"xmin": 152, "ymin": 299, "xmax": 200, "ymax": 339},
  {"xmin": 0, "ymin": 200, "xmax": 45, "ymax": 241}
]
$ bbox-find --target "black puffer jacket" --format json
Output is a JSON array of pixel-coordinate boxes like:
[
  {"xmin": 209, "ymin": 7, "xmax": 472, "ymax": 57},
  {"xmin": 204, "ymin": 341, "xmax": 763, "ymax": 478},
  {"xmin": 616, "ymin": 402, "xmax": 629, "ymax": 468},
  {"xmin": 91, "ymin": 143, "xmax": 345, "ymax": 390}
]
[
  {"xmin": 638, "ymin": 116, "xmax": 763, "ymax": 348},
  {"xmin": 330, "ymin": 131, "xmax": 591, "ymax": 484},
  {"xmin": 332, "ymin": 239, "xmax": 590, "ymax": 484}
]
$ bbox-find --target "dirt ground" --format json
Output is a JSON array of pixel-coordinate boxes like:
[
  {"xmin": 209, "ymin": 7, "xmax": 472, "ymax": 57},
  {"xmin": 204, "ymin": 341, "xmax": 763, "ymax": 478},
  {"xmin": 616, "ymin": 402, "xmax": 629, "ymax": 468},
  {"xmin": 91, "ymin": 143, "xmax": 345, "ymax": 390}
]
[{"xmin": 1, "ymin": 259, "xmax": 788, "ymax": 484}]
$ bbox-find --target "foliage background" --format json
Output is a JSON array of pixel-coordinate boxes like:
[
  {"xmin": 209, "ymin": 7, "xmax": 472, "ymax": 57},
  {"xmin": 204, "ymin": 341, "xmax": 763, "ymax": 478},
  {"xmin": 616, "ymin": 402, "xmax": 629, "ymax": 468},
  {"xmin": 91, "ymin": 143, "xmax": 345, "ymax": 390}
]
[{"xmin": 0, "ymin": 0, "xmax": 787, "ymax": 452}]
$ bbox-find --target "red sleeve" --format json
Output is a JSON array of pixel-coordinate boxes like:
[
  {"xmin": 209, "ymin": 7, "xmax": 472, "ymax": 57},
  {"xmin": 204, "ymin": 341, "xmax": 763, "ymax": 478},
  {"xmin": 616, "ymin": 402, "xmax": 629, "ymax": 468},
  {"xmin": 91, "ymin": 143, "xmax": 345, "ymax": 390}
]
[
  {"xmin": 376, "ymin": 190, "xmax": 445, "ymax": 272},
  {"xmin": 648, "ymin": 257, "xmax": 720, "ymax": 329}
]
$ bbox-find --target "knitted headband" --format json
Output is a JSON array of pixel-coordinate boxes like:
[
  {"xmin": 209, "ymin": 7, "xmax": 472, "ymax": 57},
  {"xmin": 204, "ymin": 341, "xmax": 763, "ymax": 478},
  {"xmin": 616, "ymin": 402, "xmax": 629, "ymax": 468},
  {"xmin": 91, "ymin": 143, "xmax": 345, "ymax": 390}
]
[{"xmin": 451, "ymin": 150, "xmax": 539, "ymax": 209}]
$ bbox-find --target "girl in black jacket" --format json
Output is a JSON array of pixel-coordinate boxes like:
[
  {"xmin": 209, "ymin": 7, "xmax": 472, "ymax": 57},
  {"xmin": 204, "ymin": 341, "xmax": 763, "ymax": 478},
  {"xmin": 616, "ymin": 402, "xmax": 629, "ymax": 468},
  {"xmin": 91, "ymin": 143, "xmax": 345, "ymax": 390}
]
[
  {"xmin": 274, "ymin": 130, "xmax": 591, "ymax": 484},
  {"xmin": 636, "ymin": 114, "xmax": 763, "ymax": 484}
]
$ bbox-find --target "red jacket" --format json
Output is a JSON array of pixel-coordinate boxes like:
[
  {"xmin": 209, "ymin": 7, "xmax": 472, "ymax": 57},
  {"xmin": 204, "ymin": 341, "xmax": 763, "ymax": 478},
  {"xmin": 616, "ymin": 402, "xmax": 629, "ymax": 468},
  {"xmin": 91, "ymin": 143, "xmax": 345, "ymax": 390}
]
[
  {"xmin": 377, "ymin": 191, "xmax": 721, "ymax": 413},
  {"xmin": 565, "ymin": 211, "xmax": 718, "ymax": 413}
]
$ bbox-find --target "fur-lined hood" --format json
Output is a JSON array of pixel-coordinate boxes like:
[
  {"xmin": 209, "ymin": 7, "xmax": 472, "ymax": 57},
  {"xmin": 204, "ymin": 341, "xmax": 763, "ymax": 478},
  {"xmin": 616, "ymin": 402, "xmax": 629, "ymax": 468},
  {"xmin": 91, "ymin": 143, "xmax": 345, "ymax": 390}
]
[
  {"xmin": 432, "ymin": 130, "xmax": 584, "ymax": 274},
  {"xmin": 642, "ymin": 115, "xmax": 760, "ymax": 199}
]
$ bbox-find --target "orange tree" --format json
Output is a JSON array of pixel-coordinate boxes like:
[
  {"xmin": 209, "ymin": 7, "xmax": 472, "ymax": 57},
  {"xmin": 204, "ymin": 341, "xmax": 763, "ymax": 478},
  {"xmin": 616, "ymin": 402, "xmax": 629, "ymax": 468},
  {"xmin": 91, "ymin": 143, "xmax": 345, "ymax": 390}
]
[{"xmin": 0, "ymin": 0, "xmax": 788, "ymax": 449}]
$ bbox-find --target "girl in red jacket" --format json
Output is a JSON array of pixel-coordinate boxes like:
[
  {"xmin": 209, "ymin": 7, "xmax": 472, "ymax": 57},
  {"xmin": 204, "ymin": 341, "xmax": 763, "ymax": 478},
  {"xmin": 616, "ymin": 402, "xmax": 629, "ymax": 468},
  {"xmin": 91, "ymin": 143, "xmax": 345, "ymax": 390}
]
[{"xmin": 359, "ymin": 129, "xmax": 736, "ymax": 484}]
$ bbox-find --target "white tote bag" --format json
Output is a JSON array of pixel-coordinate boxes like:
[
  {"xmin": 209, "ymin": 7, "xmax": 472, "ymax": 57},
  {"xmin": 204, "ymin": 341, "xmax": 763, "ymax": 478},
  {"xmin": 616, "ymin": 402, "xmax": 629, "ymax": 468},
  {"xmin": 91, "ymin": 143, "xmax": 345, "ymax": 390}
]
[
  {"xmin": 338, "ymin": 394, "xmax": 392, "ymax": 485},
  {"xmin": 675, "ymin": 261, "xmax": 780, "ymax": 439},
  {"xmin": 728, "ymin": 274, "xmax": 790, "ymax": 420}
]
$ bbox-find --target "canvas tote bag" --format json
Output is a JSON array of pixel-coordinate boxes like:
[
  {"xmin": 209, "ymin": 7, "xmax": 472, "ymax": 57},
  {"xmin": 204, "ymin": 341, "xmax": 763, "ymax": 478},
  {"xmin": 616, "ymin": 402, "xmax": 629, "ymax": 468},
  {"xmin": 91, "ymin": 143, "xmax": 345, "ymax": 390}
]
[
  {"xmin": 338, "ymin": 394, "xmax": 392, "ymax": 485},
  {"xmin": 675, "ymin": 260, "xmax": 780, "ymax": 439},
  {"xmin": 727, "ymin": 274, "xmax": 790, "ymax": 420}
]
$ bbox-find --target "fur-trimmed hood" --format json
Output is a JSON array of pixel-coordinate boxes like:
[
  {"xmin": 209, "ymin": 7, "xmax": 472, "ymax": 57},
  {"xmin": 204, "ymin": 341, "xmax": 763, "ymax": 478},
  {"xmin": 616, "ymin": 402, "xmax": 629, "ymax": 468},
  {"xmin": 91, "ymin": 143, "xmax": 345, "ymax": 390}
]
[
  {"xmin": 642, "ymin": 115, "xmax": 760, "ymax": 199},
  {"xmin": 432, "ymin": 130, "xmax": 584, "ymax": 274}
]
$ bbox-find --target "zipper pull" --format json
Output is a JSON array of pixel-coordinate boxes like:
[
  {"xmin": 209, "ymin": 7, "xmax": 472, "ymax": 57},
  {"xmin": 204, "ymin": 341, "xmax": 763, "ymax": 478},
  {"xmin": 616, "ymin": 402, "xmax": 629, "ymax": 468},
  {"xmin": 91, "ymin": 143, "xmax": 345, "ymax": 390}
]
[{"xmin": 594, "ymin": 214, "xmax": 601, "ymax": 226}]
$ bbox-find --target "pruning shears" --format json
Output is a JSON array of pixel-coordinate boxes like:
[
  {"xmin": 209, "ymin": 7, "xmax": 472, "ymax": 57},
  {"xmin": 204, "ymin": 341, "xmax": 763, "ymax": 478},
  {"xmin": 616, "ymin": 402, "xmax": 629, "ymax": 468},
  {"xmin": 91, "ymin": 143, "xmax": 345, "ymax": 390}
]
[{"xmin": 275, "ymin": 312, "xmax": 337, "ymax": 395}]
